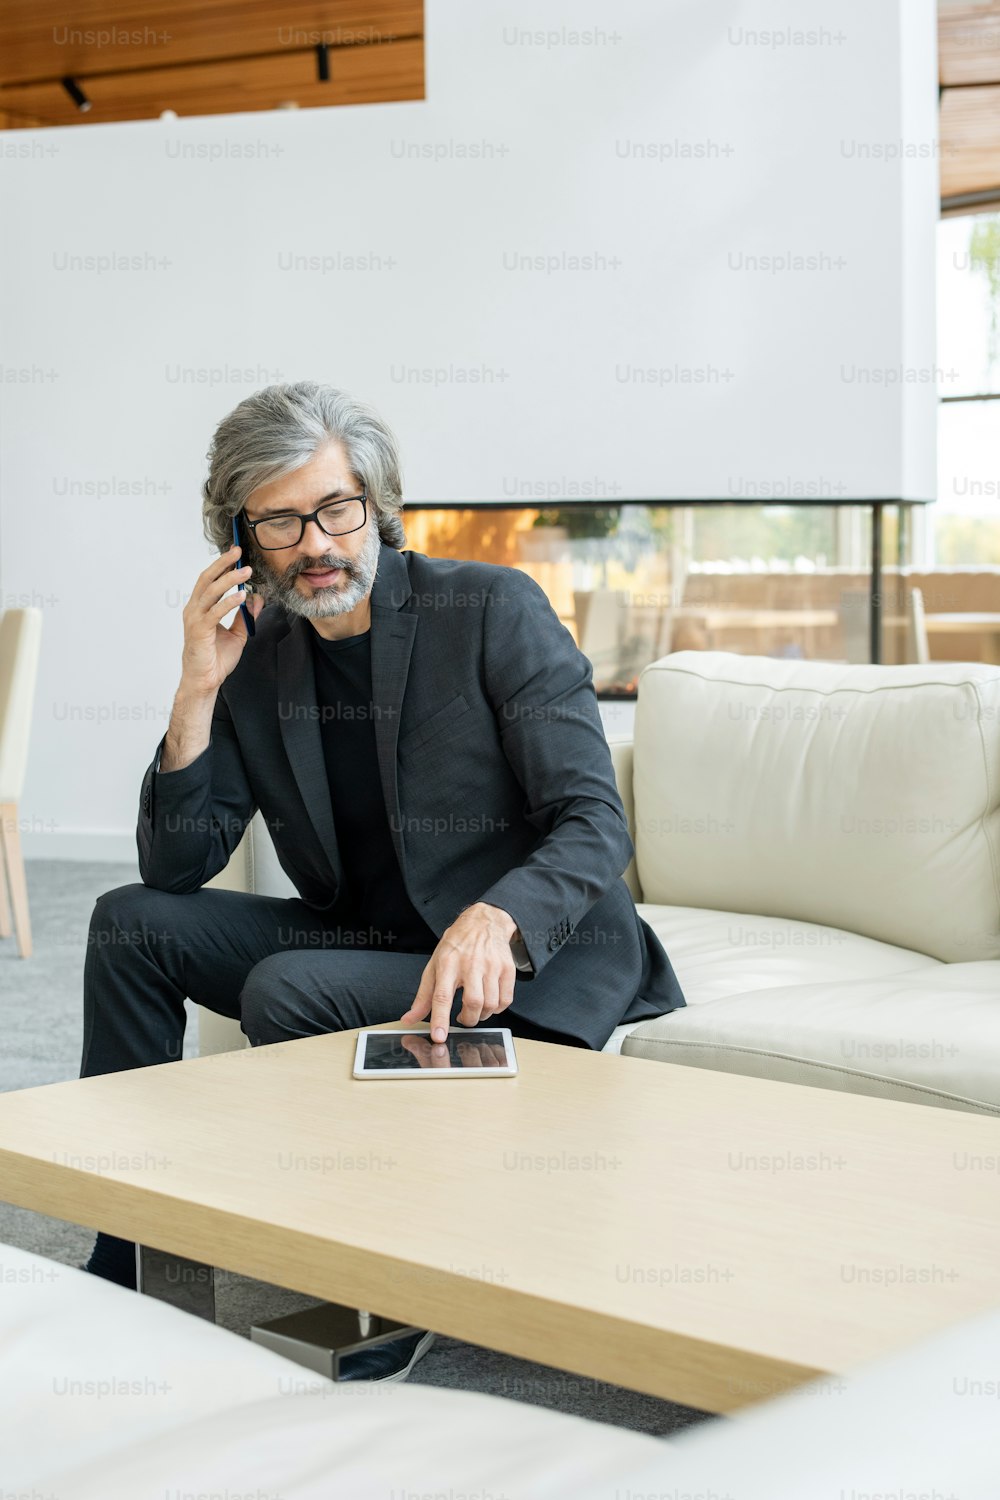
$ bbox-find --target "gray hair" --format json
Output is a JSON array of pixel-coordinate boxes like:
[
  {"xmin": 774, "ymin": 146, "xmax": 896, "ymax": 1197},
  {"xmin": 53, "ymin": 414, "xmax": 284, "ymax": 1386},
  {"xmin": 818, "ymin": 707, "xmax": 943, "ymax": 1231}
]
[{"xmin": 201, "ymin": 382, "xmax": 405, "ymax": 551}]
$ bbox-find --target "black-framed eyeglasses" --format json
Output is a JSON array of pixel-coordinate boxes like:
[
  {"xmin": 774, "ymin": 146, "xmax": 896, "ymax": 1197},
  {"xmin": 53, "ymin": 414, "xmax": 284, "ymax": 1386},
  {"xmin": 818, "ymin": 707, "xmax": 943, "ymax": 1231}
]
[{"xmin": 243, "ymin": 491, "xmax": 367, "ymax": 550}]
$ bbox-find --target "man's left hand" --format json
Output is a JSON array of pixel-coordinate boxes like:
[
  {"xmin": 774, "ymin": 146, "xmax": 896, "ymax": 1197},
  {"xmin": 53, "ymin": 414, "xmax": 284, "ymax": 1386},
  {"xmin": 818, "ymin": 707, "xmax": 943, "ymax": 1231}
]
[{"xmin": 398, "ymin": 902, "xmax": 518, "ymax": 1041}]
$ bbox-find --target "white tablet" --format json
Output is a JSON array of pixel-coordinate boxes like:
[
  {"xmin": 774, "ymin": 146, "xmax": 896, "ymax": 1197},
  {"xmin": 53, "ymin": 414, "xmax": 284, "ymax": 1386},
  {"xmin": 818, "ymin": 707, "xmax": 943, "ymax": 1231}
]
[{"xmin": 353, "ymin": 1027, "xmax": 518, "ymax": 1078}]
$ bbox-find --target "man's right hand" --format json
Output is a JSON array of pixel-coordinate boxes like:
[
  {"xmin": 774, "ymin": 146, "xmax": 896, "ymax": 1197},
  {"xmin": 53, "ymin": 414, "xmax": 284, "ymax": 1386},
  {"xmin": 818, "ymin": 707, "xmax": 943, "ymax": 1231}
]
[
  {"xmin": 158, "ymin": 545, "xmax": 263, "ymax": 775},
  {"xmin": 179, "ymin": 543, "xmax": 263, "ymax": 699}
]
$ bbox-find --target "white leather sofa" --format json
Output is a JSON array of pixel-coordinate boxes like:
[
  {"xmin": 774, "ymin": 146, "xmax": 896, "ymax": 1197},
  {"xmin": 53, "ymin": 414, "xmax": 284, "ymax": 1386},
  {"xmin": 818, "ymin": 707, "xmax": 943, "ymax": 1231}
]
[
  {"xmin": 5, "ymin": 1239, "xmax": 999, "ymax": 1498},
  {"xmin": 198, "ymin": 652, "xmax": 1000, "ymax": 1116}
]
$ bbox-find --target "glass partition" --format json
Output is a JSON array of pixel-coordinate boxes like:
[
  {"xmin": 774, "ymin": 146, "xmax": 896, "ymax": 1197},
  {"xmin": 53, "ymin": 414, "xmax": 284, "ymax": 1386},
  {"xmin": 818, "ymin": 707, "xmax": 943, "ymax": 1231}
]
[{"xmin": 403, "ymin": 502, "xmax": 939, "ymax": 697}]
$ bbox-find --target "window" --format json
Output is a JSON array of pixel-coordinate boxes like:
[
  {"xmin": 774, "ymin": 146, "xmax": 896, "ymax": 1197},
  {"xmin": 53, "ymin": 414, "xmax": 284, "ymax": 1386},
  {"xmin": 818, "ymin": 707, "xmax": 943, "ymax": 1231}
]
[
  {"xmin": 936, "ymin": 213, "xmax": 1000, "ymax": 565},
  {"xmin": 404, "ymin": 502, "xmax": 890, "ymax": 694}
]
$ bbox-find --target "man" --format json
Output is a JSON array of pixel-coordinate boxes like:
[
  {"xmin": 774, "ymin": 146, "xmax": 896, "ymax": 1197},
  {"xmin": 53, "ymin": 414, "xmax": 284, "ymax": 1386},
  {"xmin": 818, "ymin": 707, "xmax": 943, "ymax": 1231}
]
[{"xmin": 79, "ymin": 381, "xmax": 686, "ymax": 1377}]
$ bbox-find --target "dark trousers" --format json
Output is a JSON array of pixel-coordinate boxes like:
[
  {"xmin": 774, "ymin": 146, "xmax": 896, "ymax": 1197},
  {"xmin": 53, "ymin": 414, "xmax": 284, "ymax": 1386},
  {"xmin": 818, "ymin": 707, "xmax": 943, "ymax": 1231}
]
[
  {"xmin": 81, "ymin": 882, "xmax": 586, "ymax": 1274},
  {"xmin": 81, "ymin": 882, "xmax": 588, "ymax": 1078}
]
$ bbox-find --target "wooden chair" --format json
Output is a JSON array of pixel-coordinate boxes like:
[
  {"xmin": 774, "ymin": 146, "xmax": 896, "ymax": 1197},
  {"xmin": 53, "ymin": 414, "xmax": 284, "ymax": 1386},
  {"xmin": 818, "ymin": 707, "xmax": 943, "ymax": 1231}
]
[
  {"xmin": 0, "ymin": 609, "xmax": 42, "ymax": 957},
  {"xmin": 573, "ymin": 589, "xmax": 671, "ymax": 691},
  {"xmin": 907, "ymin": 586, "xmax": 930, "ymax": 664},
  {"xmin": 837, "ymin": 586, "xmax": 930, "ymax": 665}
]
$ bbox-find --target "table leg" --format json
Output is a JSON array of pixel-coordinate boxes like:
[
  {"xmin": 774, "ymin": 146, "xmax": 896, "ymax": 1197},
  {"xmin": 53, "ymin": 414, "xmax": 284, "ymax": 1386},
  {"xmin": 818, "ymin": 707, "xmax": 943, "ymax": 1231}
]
[
  {"xmin": 251, "ymin": 1303, "xmax": 422, "ymax": 1379},
  {"xmin": 135, "ymin": 1243, "xmax": 216, "ymax": 1322}
]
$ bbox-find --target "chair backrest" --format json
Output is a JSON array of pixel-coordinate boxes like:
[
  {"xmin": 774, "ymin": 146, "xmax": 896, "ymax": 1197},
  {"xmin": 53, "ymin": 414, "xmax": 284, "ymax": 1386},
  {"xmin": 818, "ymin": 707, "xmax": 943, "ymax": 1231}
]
[
  {"xmin": 573, "ymin": 588, "xmax": 623, "ymax": 678},
  {"xmin": 908, "ymin": 585, "xmax": 930, "ymax": 664},
  {"xmin": 248, "ymin": 812, "xmax": 299, "ymax": 898},
  {"xmin": 632, "ymin": 651, "xmax": 1000, "ymax": 962},
  {"xmin": 837, "ymin": 587, "xmax": 870, "ymax": 664},
  {"xmin": 0, "ymin": 609, "xmax": 43, "ymax": 801}
]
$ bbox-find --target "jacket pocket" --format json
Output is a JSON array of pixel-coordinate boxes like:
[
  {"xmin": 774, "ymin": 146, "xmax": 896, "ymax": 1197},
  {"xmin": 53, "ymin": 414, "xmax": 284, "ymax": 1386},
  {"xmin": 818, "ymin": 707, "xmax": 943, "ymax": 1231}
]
[{"xmin": 397, "ymin": 693, "xmax": 472, "ymax": 757}]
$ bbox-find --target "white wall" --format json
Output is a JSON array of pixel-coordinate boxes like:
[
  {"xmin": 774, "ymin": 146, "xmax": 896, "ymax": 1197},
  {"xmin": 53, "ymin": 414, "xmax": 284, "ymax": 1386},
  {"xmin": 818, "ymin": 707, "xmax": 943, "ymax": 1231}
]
[{"xmin": 0, "ymin": 0, "xmax": 938, "ymax": 858}]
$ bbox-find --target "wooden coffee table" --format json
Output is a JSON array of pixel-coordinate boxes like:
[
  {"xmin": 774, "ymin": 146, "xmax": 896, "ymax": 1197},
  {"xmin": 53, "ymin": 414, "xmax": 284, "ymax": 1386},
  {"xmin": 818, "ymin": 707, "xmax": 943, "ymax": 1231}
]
[{"xmin": 0, "ymin": 1028, "xmax": 998, "ymax": 1413}]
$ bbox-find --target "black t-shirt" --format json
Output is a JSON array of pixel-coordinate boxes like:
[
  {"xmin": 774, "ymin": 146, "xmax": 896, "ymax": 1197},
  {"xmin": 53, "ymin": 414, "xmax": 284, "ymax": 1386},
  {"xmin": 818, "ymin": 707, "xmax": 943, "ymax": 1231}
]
[{"xmin": 310, "ymin": 626, "xmax": 438, "ymax": 955}]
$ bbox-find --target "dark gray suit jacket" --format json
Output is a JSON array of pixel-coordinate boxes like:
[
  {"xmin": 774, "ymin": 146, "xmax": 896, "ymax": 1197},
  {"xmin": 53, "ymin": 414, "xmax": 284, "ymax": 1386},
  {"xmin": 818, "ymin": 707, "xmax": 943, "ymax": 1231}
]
[{"xmin": 137, "ymin": 545, "xmax": 685, "ymax": 1048}]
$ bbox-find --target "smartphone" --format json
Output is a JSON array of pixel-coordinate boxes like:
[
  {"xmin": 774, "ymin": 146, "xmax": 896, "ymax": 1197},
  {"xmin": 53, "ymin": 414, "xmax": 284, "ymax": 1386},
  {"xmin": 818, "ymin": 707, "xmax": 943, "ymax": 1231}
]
[{"xmin": 231, "ymin": 514, "xmax": 256, "ymax": 638}]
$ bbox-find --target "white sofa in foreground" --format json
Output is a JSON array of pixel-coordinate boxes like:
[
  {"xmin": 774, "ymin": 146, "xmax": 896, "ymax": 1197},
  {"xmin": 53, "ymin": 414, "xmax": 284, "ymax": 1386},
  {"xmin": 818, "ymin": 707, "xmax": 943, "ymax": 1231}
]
[
  {"xmin": 4, "ymin": 1240, "xmax": 998, "ymax": 1499},
  {"xmin": 198, "ymin": 652, "xmax": 1000, "ymax": 1114}
]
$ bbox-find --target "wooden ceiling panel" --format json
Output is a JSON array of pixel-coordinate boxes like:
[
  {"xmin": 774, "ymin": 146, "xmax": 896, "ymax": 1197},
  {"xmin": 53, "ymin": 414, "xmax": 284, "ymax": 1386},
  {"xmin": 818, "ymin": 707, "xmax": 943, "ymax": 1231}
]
[
  {"xmin": 0, "ymin": 2, "xmax": 422, "ymax": 84},
  {"xmin": 939, "ymin": 2, "xmax": 1000, "ymax": 207},
  {"xmin": 0, "ymin": 35, "xmax": 423, "ymax": 128},
  {"xmin": 0, "ymin": 1, "xmax": 423, "ymax": 129},
  {"xmin": 939, "ymin": 1, "xmax": 1000, "ymax": 87},
  {"xmin": 940, "ymin": 82, "xmax": 1000, "ymax": 198}
]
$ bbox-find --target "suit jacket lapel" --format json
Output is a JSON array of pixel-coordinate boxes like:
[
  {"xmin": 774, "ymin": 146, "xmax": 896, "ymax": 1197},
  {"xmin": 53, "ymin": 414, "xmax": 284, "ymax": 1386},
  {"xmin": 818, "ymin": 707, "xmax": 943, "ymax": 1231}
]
[
  {"xmin": 277, "ymin": 616, "xmax": 343, "ymax": 891},
  {"xmin": 369, "ymin": 546, "xmax": 417, "ymax": 877},
  {"xmin": 275, "ymin": 546, "xmax": 416, "ymax": 894}
]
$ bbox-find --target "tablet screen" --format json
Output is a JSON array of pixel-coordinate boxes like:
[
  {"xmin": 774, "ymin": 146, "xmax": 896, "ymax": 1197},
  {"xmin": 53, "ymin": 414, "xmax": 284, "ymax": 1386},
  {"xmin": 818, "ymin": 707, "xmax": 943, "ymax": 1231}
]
[{"xmin": 361, "ymin": 1030, "xmax": 512, "ymax": 1071}]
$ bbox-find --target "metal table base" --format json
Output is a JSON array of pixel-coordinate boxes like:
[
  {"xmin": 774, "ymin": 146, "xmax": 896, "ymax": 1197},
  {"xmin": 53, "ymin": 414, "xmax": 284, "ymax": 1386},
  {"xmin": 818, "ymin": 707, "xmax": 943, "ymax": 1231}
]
[{"xmin": 135, "ymin": 1242, "xmax": 419, "ymax": 1379}]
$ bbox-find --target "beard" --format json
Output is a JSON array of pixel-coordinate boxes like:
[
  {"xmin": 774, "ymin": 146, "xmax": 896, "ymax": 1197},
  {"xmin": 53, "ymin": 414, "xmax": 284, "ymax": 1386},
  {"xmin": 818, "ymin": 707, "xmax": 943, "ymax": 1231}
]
[{"xmin": 250, "ymin": 523, "xmax": 382, "ymax": 621}]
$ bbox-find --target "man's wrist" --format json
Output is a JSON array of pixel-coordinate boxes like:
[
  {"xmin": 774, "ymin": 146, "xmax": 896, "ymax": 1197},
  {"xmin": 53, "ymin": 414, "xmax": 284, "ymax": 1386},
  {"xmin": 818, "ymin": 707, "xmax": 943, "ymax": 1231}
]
[
  {"xmin": 159, "ymin": 686, "xmax": 217, "ymax": 774},
  {"xmin": 464, "ymin": 902, "xmax": 531, "ymax": 973},
  {"xmin": 470, "ymin": 901, "xmax": 518, "ymax": 940}
]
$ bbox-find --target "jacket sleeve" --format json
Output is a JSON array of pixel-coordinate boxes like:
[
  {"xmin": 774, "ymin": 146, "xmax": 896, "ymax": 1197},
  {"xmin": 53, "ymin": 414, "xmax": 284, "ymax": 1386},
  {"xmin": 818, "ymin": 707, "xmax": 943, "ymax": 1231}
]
[
  {"xmin": 474, "ymin": 568, "xmax": 635, "ymax": 978},
  {"xmin": 136, "ymin": 690, "xmax": 257, "ymax": 894}
]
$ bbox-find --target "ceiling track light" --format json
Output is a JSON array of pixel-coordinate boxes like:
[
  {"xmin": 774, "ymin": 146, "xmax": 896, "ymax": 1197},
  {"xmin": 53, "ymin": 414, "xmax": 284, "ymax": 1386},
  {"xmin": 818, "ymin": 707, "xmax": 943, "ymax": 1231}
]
[
  {"xmin": 61, "ymin": 76, "xmax": 91, "ymax": 112},
  {"xmin": 315, "ymin": 43, "xmax": 330, "ymax": 82}
]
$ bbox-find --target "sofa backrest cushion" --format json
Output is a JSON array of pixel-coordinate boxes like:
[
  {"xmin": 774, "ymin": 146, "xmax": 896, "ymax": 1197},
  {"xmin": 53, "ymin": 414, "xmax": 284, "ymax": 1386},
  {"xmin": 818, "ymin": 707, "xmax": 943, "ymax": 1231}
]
[{"xmin": 633, "ymin": 652, "xmax": 1000, "ymax": 962}]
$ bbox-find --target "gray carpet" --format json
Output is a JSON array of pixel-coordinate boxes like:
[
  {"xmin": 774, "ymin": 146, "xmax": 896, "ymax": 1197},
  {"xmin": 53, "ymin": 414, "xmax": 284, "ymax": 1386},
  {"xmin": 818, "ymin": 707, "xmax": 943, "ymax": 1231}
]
[{"xmin": 1, "ymin": 859, "xmax": 713, "ymax": 1438}]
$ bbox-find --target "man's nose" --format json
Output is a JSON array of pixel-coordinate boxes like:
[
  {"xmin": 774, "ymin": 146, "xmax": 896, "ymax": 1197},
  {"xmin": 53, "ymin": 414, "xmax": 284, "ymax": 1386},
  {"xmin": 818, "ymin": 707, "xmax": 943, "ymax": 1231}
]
[{"xmin": 299, "ymin": 517, "xmax": 336, "ymax": 554}]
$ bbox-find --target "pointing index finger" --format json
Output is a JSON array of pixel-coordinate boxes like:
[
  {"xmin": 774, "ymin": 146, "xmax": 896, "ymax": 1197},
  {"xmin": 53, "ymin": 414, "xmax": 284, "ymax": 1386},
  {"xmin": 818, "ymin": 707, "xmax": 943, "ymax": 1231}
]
[{"xmin": 429, "ymin": 954, "xmax": 459, "ymax": 1042}]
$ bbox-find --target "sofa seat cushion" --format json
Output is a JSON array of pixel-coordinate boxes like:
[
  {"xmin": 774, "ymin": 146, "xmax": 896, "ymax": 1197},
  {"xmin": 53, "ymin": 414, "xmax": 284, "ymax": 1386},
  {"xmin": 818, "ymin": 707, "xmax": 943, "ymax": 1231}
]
[
  {"xmin": 1, "ymin": 1244, "xmax": 663, "ymax": 1497},
  {"xmin": 621, "ymin": 956, "xmax": 1000, "ymax": 1114},
  {"xmin": 38, "ymin": 1370, "xmax": 667, "ymax": 1500},
  {"xmin": 639, "ymin": 903, "xmax": 942, "ymax": 1005},
  {"xmin": 7, "ymin": 1246, "xmax": 1000, "ymax": 1499},
  {"xmin": 1, "ymin": 1242, "xmax": 332, "ymax": 1487},
  {"xmin": 604, "ymin": 903, "xmax": 939, "ymax": 1055}
]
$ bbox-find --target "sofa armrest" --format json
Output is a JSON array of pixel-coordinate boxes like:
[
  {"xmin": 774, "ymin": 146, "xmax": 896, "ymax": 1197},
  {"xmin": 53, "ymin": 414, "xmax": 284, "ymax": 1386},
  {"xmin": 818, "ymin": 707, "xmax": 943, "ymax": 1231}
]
[
  {"xmin": 198, "ymin": 822, "xmax": 254, "ymax": 1055},
  {"xmin": 203, "ymin": 823, "xmax": 253, "ymax": 894},
  {"xmin": 607, "ymin": 738, "xmax": 642, "ymax": 903}
]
